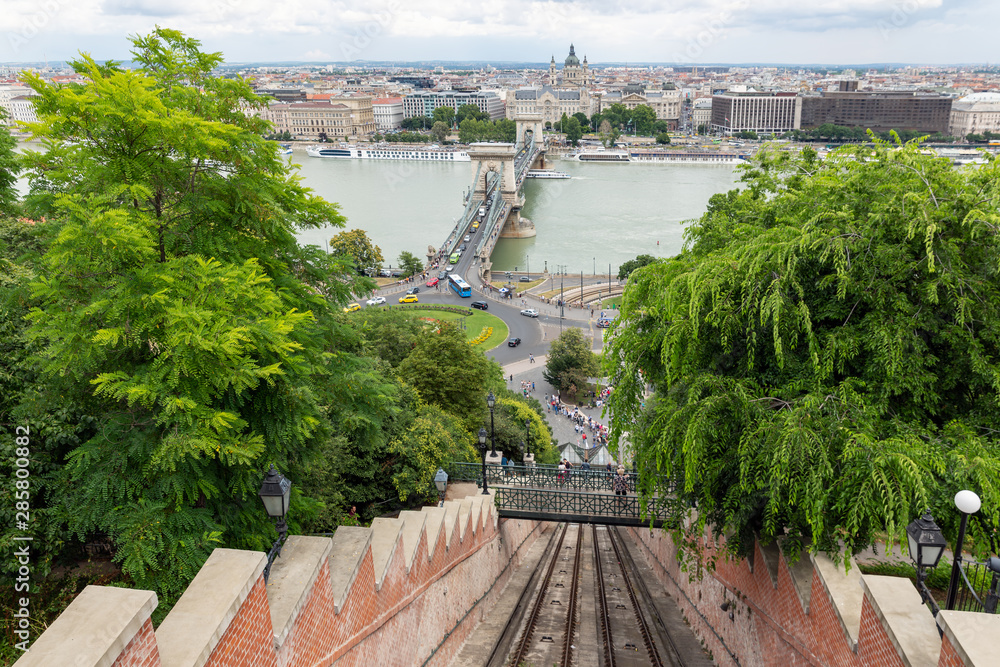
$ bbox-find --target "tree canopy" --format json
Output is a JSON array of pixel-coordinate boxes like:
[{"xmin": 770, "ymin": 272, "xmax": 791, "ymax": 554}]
[
  {"xmin": 432, "ymin": 106, "xmax": 455, "ymax": 127},
  {"xmin": 606, "ymin": 139, "xmax": 1000, "ymax": 565},
  {"xmin": 0, "ymin": 114, "xmax": 20, "ymax": 216},
  {"xmin": 618, "ymin": 253, "xmax": 658, "ymax": 280},
  {"xmin": 330, "ymin": 228, "xmax": 384, "ymax": 274},
  {"xmin": 543, "ymin": 327, "xmax": 599, "ymax": 402}
]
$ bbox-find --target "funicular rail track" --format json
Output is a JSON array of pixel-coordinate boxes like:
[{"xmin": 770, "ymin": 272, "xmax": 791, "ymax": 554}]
[{"xmin": 506, "ymin": 523, "xmax": 686, "ymax": 667}]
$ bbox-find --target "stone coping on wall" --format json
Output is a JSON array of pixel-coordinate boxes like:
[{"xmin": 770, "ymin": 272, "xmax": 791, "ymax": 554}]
[
  {"xmin": 862, "ymin": 574, "xmax": 941, "ymax": 666},
  {"xmin": 155, "ymin": 548, "xmax": 267, "ymax": 667},
  {"xmin": 13, "ymin": 586, "xmax": 157, "ymax": 667},
  {"xmin": 937, "ymin": 610, "xmax": 1000, "ymax": 666},
  {"xmin": 812, "ymin": 550, "xmax": 865, "ymax": 650},
  {"xmin": 266, "ymin": 535, "xmax": 333, "ymax": 647}
]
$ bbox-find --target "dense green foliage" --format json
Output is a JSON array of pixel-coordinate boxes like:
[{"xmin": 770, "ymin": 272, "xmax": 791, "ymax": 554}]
[
  {"xmin": 330, "ymin": 228, "xmax": 384, "ymax": 274},
  {"xmin": 784, "ymin": 125, "xmax": 955, "ymax": 144},
  {"xmin": 617, "ymin": 253, "xmax": 659, "ymax": 280},
  {"xmin": 543, "ymin": 328, "xmax": 599, "ymax": 401},
  {"xmin": 397, "ymin": 250, "xmax": 424, "ymax": 277},
  {"xmin": 456, "ymin": 104, "xmax": 489, "ymax": 124},
  {"xmin": 0, "ymin": 29, "xmax": 557, "ymax": 633},
  {"xmin": 606, "ymin": 139, "xmax": 1000, "ymax": 565},
  {"xmin": 458, "ymin": 118, "xmax": 516, "ymax": 144},
  {"xmin": 430, "ymin": 121, "xmax": 450, "ymax": 143},
  {"xmin": 0, "ymin": 113, "xmax": 20, "ymax": 216},
  {"xmin": 432, "ymin": 106, "xmax": 455, "ymax": 127}
]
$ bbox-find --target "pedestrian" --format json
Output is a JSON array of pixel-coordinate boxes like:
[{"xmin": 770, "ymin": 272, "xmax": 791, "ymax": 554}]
[
  {"xmin": 510, "ymin": 374, "xmax": 513, "ymax": 382},
  {"xmin": 557, "ymin": 461, "xmax": 566, "ymax": 485},
  {"xmin": 529, "ymin": 353, "xmax": 534, "ymax": 363},
  {"xmin": 613, "ymin": 466, "xmax": 629, "ymax": 496},
  {"xmin": 531, "ymin": 381, "xmax": 535, "ymax": 391}
]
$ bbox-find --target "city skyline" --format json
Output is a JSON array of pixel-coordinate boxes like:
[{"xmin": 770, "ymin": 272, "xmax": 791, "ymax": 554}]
[{"xmin": 1, "ymin": 0, "xmax": 998, "ymax": 66}]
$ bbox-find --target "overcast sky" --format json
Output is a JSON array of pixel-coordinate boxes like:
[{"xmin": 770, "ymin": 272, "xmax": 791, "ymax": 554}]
[{"xmin": 1, "ymin": 0, "xmax": 996, "ymax": 66}]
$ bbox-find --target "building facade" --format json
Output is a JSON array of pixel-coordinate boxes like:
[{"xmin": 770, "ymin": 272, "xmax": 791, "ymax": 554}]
[
  {"xmin": 600, "ymin": 83, "xmax": 683, "ymax": 128},
  {"xmin": 402, "ymin": 91, "xmax": 504, "ymax": 120},
  {"xmin": 549, "ymin": 44, "xmax": 592, "ymax": 88},
  {"xmin": 948, "ymin": 92, "xmax": 1000, "ymax": 138},
  {"xmin": 509, "ymin": 86, "xmax": 592, "ymax": 126},
  {"xmin": 692, "ymin": 98, "xmax": 713, "ymax": 129},
  {"xmin": 710, "ymin": 92, "xmax": 801, "ymax": 135},
  {"xmin": 0, "ymin": 85, "xmax": 36, "ymax": 128},
  {"xmin": 799, "ymin": 86, "xmax": 953, "ymax": 134},
  {"xmin": 372, "ymin": 97, "xmax": 404, "ymax": 130},
  {"xmin": 259, "ymin": 96, "xmax": 375, "ymax": 140}
]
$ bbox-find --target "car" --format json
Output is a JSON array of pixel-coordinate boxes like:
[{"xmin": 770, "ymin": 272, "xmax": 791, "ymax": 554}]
[
  {"xmin": 519, "ymin": 276, "xmax": 531, "ymax": 282},
  {"xmin": 366, "ymin": 296, "xmax": 386, "ymax": 306},
  {"xmin": 343, "ymin": 303, "xmax": 361, "ymax": 313},
  {"xmin": 507, "ymin": 337, "xmax": 521, "ymax": 347},
  {"xmin": 426, "ymin": 277, "xmax": 439, "ymax": 287},
  {"xmin": 464, "ymin": 234, "xmax": 471, "ymax": 242},
  {"xmin": 406, "ymin": 287, "xmax": 420, "ymax": 295},
  {"xmin": 520, "ymin": 309, "xmax": 539, "ymax": 318},
  {"xmin": 399, "ymin": 294, "xmax": 419, "ymax": 303},
  {"xmin": 379, "ymin": 269, "xmax": 392, "ymax": 277},
  {"xmin": 471, "ymin": 300, "xmax": 488, "ymax": 310},
  {"xmin": 596, "ymin": 318, "xmax": 612, "ymax": 328},
  {"xmin": 459, "ymin": 243, "xmax": 467, "ymax": 251},
  {"xmin": 445, "ymin": 266, "xmax": 454, "ymax": 273},
  {"xmin": 438, "ymin": 270, "xmax": 448, "ymax": 279}
]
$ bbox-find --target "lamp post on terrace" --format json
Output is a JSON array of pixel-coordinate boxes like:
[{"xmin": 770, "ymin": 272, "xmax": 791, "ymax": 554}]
[
  {"xmin": 946, "ymin": 490, "xmax": 982, "ymax": 611},
  {"xmin": 434, "ymin": 468, "xmax": 448, "ymax": 506},
  {"xmin": 478, "ymin": 427, "xmax": 490, "ymax": 495},
  {"xmin": 906, "ymin": 510, "xmax": 947, "ymax": 616},
  {"xmin": 486, "ymin": 391, "xmax": 497, "ymax": 456},
  {"xmin": 258, "ymin": 465, "xmax": 292, "ymax": 583}
]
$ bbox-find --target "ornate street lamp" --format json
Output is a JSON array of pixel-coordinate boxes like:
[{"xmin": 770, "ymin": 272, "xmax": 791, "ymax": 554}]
[
  {"xmin": 906, "ymin": 510, "xmax": 947, "ymax": 615},
  {"xmin": 434, "ymin": 468, "xmax": 448, "ymax": 507},
  {"xmin": 478, "ymin": 427, "xmax": 490, "ymax": 495},
  {"xmin": 486, "ymin": 390, "xmax": 497, "ymax": 456},
  {"xmin": 946, "ymin": 490, "xmax": 982, "ymax": 611},
  {"xmin": 258, "ymin": 465, "xmax": 292, "ymax": 583},
  {"xmin": 524, "ymin": 418, "xmax": 531, "ymax": 456}
]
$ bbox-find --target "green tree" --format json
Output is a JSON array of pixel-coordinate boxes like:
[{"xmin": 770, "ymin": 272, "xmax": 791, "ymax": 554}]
[
  {"xmin": 432, "ymin": 106, "xmax": 455, "ymax": 127},
  {"xmin": 598, "ymin": 119, "xmax": 619, "ymax": 148},
  {"xmin": 389, "ymin": 402, "xmax": 477, "ymax": 503},
  {"xmin": 398, "ymin": 250, "xmax": 424, "ymax": 277},
  {"xmin": 430, "ymin": 121, "xmax": 450, "ymax": 143},
  {"xmin": 14, "ymin": 28, "xmax": 364, "ymax": 605},
  {"xmin": 397, "ymin": 322, "xmax": 498, "ymax": 425},
  {"xmin": 543, "ymin": 327, "xmax": 598, "ymax": 400},
  {"xmin": 605, "ymin": 139, "xmax": 1000, "ymax": 566},
  {"xmin": 656, "ymin": 132, "xmax": 671, "ymax": 145},
  {"xmin": 400, "ymin": 116, "xmax": 432, "ymax": 131},
  {"xmin": 617, "ymin": 253, "xmax": 658, "ymax": 280},
  {"xmin": 456, "ymin": 103, "xmax": 487, "ymax": 124},
  {"xmin": 563, "ymin": 116, "xmax": 583, "ymax": 147},
  {"xmin": 630, "ymin": 104, "xmax": 658, "ymax": 136},
  {"xmin": 603, "ymin": 103, "xmax": 629, "ymax": 129},
  {"xmin": 331, "ymin": 228, "xmax": 384, "ymax": 274},
  {"xmin": 697, "ymin": 123, "xmax": 708, "ymax": 135},
  {"xmin": 0, "ymin": 113, "xmax": 20, "ymax": 215}
]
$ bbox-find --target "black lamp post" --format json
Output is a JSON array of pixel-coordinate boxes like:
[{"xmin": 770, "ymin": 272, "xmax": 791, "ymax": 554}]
[
  {"xmin": 258, "ymin": 465, "xmax": 292, "ymax": 583},
  {"xmin": 906, "ymin": 510, "xmax": 948, "ymax": 615},
  {"xmin": 477, "ymin": 427, "xmax": 491, "ymax": 494},
  {"xmin": 524, "ymin": 418, "xmax": 531, "ymax": 457},
  {"xmin": 434, "ymin": 468, "xmax": 448, "ymax": 506},
  {"xmin": 486, "ymin": 390, "xmax": 497, "ymax": 456},
  {"xmin": 946, "ymin": 490, "xmax": 981, "ymax": 611}
]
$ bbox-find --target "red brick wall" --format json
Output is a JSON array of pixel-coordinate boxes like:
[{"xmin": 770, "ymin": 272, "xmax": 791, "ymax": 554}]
[
  {"xmin": 937, "ymin": 633, "xmax": 965, "ymax": 667},
  {"xmin": 110, "ymin": 618, "xmax": 161, "ymax": 667},
  {"xmin": 275, "ymin": 560, "xmax": 338, "ymax": 667},
  {"xmin": 625, "ymin": 527, "xmax": 938, "ymax": 667},
  {"xmin": 205, "ymin": 575, "xmax": 279, "ymax": 667}
]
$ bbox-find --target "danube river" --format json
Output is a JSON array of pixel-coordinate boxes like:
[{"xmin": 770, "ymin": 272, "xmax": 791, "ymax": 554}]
[
  {"xmin": 15, "ymin": 144, "xmax": 741, "ymax": 273},
  {"xmin": 291, "ymin": 149, "xmax": 741, "ymax": 274}
]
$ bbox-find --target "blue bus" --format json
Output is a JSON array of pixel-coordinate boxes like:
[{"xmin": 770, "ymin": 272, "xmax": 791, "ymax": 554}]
[{"xmin": 449, "ymin": 274, "xmax": 471, "ymax": 297}]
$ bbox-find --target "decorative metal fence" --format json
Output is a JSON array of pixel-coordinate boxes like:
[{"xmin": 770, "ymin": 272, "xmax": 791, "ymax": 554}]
[
  {"xmin": 952, "ymin": 558, "xmax": 1000, "ymax": 614},
  {"xmin": 447, "ymin": 461, "xmax": 641, "ymax": 493},
  {"xmin": 493, "ymin": 486, "xmax": 662, "ymax": 527}
]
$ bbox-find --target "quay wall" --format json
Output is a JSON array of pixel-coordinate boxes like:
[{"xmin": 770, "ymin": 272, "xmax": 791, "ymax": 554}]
[
  {"xmin": 14, "ymin": 491, "xmax": 543, "ymax": 667},
  {"xmin": 623, "ymin": 526, "xmax": 999, "ymax": 667}
]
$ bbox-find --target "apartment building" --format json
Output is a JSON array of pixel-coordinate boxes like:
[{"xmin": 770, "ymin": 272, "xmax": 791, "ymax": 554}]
[
  {"xmin": 372, "ymin": 97, "xmax": 404, "ymax": 130},
  {"xmin": 799, "ymin": 82, "xmax": 952, "ymax": 134},
  {"xmin": 948, "ymin": 92, "xmax": 1000, "ymax": 138},
  {"xmin": 402, "ymin": 90, "xmax": 504, "ymax": 120},
  {"xmin": 710, "ymin": 91, "xmax": 802, "ymax": 135}
]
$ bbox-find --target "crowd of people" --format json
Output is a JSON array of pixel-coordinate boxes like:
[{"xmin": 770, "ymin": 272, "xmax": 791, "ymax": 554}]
[{"xmin": 546, "ymin": 394, "xmax": 611, "ymax": 447}]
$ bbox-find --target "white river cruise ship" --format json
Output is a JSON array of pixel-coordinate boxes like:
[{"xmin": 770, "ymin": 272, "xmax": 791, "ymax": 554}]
[{"xmin": 306, "ymin": 145, "xmax": 471, "ymax": 162}]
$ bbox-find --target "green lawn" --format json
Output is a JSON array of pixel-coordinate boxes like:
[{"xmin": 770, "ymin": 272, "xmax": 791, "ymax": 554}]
[
  {"xmin": 601, "ymin": 296, "xmax": 622, "ymax": 309},
  {"xmin": 405, "ymin": 308, "xmax": 509, "ymax": 351}
]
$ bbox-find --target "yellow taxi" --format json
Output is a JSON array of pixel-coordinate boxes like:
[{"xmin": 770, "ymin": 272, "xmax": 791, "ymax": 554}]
[
  {"xmin": 399, "ymin": 294, "xmax": 419, "ymax": 304},
  {"xmin": 343, "ymin": 303, "xmax": 361, "ymax": 313}
]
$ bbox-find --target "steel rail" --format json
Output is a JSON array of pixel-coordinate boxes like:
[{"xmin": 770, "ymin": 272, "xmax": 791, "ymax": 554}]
[
  {"xmin": 561, "ymin": 526, "xmax": 584, "ymax": 667},
  {"xmin": 607, "ymin": 527, "xmax": 666, "ymax": 667},
  {"xmin": 509, "ymin": 523, "xmax": 569, "ymax": 667},
  {"xmin": 593, "ymin": 525, "xmax": 617, "ymax": 667}
]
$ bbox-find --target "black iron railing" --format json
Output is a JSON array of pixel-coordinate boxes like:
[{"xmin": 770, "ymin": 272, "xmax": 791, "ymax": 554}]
[
  {"xmin": 495, "ymin": 486, "xmax": 645, "ymax": 521},
  {"xmin": 950, "ymin": 558, "xmax": 1000, "ymax": 614},
  {"xmin": 447, "ymin": 461, "xmax": 643, "ymax": 493}
]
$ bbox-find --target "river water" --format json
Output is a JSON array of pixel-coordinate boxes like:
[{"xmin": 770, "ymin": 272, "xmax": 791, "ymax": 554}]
[{"xmin": 15, "ymin": 144, "xmax": 741, "ymax": 273}]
